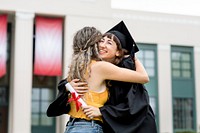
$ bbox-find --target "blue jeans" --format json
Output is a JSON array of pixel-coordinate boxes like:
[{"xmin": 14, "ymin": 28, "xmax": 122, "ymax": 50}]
[{"xmin": 64, "ymin": 119, "xmax": 104, "ymax": 133}]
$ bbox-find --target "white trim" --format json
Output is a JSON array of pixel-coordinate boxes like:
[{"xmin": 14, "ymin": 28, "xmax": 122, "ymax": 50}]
[
  {"xmin": 16, "ymin": 11, "xmax": 35, "ymax": 20},
  {"xmin": 112, "ymin": 13, "xmax": 200, "ymax": 25},
  {"xmin": 195, "ymin": 46, "xmax": 200, "ymax": 52}
]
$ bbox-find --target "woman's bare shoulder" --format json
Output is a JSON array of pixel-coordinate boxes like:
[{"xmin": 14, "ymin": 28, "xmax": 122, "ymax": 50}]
[
  {"xmin": 91, "ymin": 61, "xmax": 119, "ymax": 76},
  {"xmin": 92, "ymin": 61, "xmax": 115, "ymax": 68}
]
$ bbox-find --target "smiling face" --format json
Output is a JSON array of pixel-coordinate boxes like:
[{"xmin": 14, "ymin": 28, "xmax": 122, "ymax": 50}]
[{"xmin": 98, "ymin": 33, "xmax": 124, "ymax": 64}]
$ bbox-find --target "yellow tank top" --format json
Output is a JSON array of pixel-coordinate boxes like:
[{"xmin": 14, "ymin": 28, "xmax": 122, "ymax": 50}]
[
  {"xmin": 68, "ymin": 89, "xmax": 108, "ymax": 122},
  {"xmin": 68, "ymin": 60, "xmax": 108, "ymax": 122}
]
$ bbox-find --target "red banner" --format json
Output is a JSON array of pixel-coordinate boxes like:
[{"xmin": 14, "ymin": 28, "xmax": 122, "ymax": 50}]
[
  {"xmin": 34, "ymin": 16, "xmax": 63, "ymax": 76},
  {"xmin": 0, "ymin": 15, "xmax": 7, "ymax": 78}
]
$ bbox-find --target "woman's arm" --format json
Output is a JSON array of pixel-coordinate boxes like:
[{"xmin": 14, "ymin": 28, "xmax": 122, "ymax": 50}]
[
  {"xmin": 93, "ymin": 59, "xmax": 149, "ymax": 84},
  {"xmin": 134, "ymin": 56, "xmax": 147, "ymax": 75}
]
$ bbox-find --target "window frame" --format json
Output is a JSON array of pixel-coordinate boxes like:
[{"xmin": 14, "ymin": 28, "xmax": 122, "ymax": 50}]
[{"xmin": 171, "ymin": 45, "xmax": 196, "ymax": 132}]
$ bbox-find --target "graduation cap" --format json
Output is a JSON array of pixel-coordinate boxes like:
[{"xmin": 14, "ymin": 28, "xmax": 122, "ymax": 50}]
[{"xmin": 106, "ymin": 21, "xmax": 139, "ymax": 55}]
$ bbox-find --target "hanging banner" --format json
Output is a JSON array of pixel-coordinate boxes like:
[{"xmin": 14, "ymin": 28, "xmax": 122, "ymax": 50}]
[
  {"xmin": 34, "ymin": 16, "xmax": 63, "ymax": 76},
  {"xmin": 0, "ymin": 15, "xmax": 7, "ymax": 78}
]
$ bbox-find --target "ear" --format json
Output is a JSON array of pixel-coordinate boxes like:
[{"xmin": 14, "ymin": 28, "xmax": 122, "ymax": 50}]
[{"xmin": 115, "ymin": 50, "xmax": 120, "ymax": 57}]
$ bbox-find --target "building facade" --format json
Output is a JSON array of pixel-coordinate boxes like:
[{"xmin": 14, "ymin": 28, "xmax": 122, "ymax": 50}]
[{"xmin": 0, "ymin": 0, "xmax": 200, "ymax": 133}]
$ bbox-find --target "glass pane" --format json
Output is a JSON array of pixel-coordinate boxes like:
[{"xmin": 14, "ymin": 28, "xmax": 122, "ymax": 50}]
[
  {"xmin": 136, "ymin": 50, "xmax": 143, "ymax": 59},
  {"xmin": 41, "ymin": 114, "xmax": 53, "ymax": 126},
  {"xmin": 172, "ymin": 62, "xmax": 180, "ymax": 69},
  {"xmin": 32, "ymin": 88, "xmax": 40, "ymax": 100},
  {"xmin": 32, "ymin": 101, "xmax": 40, "ymax": 113},
  {"xmin": 173, "ymin": 70, "xmax": 180, "ymax": 77},
  {"xmin": 41, "ymin": 101, "xmax": 50, "ymax": 113},
  {"xmin": 0, "ymin": 87, "xmax": 7, "ymax": 105},
  {"xmin": 182, "ymin": 70, "xmax": 191, "ymax": 78},
  {"xmin": 145, "ymin": 59, "xmax": 154, "ymax": 68},
  {"xmin": 41, "ymin": 88, "xmax": 53, "ymax": 100},
  {"xmin": 186, "ymin": 99, "xmax": 193, "ymax": 128},
  {"xmin": 182, "ymin": 53, "xmax": 190, "ymax": 61},
  {"xmin": 149, "ymin": 97, "xmax": 156, "ymax": 115},
  {"xmin": 146, "ymin": 68, "xmax": 155, "ymax": 77},
  {"xmin": 32, "ymin": 114, "xmax": 39, "ymax": 126},
  {"xmin": 172, "ymin": 52, "xmax": 181, "ymax": 61},
  {"xmin": 140, "ymin": 59, "xmax": 144, "ymax": 65},
  {"xmin": 182, "ymin": 62, "xmax": 190, "ymax": 70},
  {"xmin": 144, "ymin": 50, "xmax": 154, "ymax": 59}
]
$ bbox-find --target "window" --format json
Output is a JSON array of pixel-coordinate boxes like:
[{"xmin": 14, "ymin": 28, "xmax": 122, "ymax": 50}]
[
  {"xmin": 137, "ymin": 43, "xmax": 159, "ymax": 130},
  {"xmin": 173, "ymin": 98, "xmax": 193, "ymax": 130},
  {"xmin": 0, "ymin": 87, "xmax": 8, "ymax": 106},
  {"xmin": 137, "ymin": 50, "xmax": 155, "ymax": 77},
  {"xmin": 32, "ymin": 88, "xmax": 54, "ymax": 126},
  {"xmin": 171, "ymin": 46, "xmax": 196, "ymax": 132},
  {"xmin": 0, "ymin": 22, "xmax": 11, "ymax": 133},
  {"xmin": 172, "ymin": 52, "xmax": 191, "ymax": 78},
  {"xmin": 149, "ymin": 97, "xmax": 156, "ymax": 115},
  {"xmin": 32, "ymin": 75, "xmax": 57, "ymax": 133}
]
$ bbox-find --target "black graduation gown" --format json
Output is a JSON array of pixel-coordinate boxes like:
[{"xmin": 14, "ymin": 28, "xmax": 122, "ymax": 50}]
[
  {"xmin": 46, "ymin": 79, "xmax": 71, "ymax": 117},
  {"xmin": 100, "ymin": 56, "xmax": 157, "ymax": 133}
]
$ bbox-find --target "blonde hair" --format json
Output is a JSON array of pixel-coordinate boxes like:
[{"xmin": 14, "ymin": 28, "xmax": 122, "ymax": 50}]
[{"xmin": 67, "ymin": 27, "xmax": 102, "ymax": 82}]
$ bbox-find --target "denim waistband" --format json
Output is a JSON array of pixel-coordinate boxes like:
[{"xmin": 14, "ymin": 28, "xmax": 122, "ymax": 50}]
[{"xmin": 68, "ymin": 117, "xmax": 103, "ymax": 127}]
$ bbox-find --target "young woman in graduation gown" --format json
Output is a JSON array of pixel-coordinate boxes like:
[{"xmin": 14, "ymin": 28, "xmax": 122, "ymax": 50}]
[{"xmin": 83, "ymin": 21, "xmax": 158, "ymax": 133}]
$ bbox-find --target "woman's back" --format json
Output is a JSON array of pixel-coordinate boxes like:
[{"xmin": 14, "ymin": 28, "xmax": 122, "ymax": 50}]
[
  {"xmin": 68, "ymin": 60, "xmax": 108, "ymax": 122},
  {"xmin": 86, "ymin": 60, "xmax": 107, "ymax": 93}
]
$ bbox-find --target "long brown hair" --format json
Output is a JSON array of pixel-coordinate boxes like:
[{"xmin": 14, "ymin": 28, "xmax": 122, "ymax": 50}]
[{"xmin": 67, "ymin": 27, "xmax": 102, "ymax": 82}]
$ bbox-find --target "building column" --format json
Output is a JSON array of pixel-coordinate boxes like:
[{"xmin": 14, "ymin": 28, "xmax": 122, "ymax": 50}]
[
  {"xmin": 194, "ymin": 46, "xmax": 200, "ymax": 132},
  {"xmin": 8, "ymin": 12, "xmax": 34, "ymax": 133},
  {"xmin": 157, "ymin": 44, "xmax": 173, "ymax": 133}
]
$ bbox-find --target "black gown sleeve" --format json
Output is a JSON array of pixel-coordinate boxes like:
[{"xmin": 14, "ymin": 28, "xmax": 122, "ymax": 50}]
[
  {"xmin": 46, "ymin": 79, "xmax": 71, "ymax": 117},
  {"xmin": 100, "ymin": 56, "xmax": 155, "ymax": 133}
]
